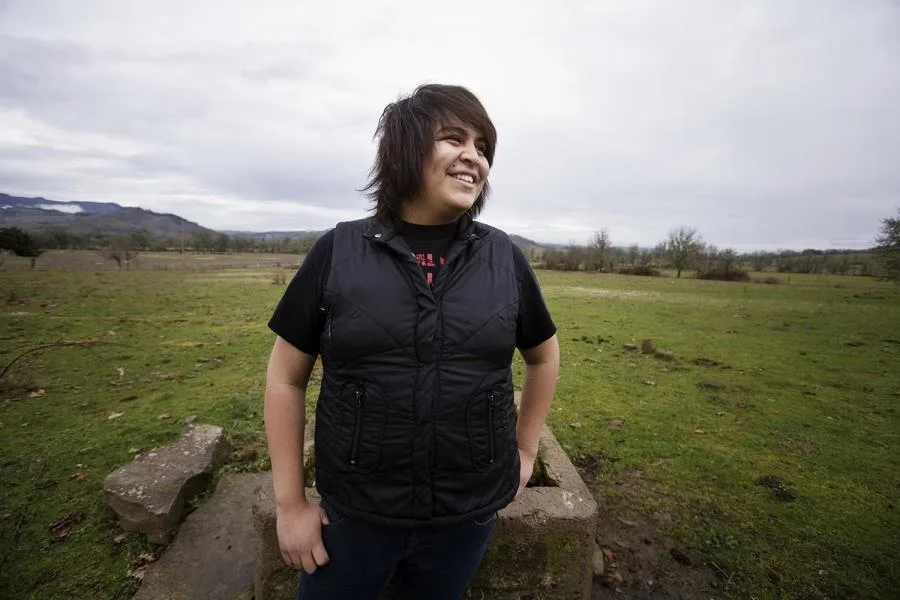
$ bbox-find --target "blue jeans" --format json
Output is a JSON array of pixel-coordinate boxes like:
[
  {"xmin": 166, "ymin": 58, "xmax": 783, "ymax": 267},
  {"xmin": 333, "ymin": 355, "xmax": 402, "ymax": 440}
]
[{"xmin": 297, "ymin": 499, "xmax": 496, "ymax": 600}]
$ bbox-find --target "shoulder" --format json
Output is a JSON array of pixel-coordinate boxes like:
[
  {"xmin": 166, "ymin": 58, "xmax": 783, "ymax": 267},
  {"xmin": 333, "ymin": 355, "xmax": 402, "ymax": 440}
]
[
  {"xmin": 472, "ymin": 222, "xmax": 528, "ymax": 263},
  {"xmin": 306, "ymin": 228, "xmax": 335, "ymax": 260},
  {"xmin": 472, "ymin": 221, "xmax": 514, "ymax": 248},
  {"xmin": 333, "ymin": 217, "xmax": 373, "ymax": 235}
]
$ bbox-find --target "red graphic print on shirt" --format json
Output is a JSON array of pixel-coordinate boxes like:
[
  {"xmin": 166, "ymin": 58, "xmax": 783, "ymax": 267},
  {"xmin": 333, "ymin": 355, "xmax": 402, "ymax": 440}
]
[{"xmin": 415, "ymin": 253, "xmax": 446, "ymax": 287}]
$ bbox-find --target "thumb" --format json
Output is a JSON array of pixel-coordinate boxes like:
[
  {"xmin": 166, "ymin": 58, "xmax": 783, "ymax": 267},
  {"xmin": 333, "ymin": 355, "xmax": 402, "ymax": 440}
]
[{"xmin": 319, "ymin": 507, "xmax": 330, "ymax": 526}]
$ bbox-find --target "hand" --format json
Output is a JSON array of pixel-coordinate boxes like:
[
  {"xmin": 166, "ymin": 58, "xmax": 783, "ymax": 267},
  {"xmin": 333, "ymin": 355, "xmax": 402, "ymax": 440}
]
[
  {"xmin": 275, "ymin": 501, "xmax": 331, "ymax": 574},
  {"xmin": 514, "ymin": 447, "xmax": 536, "ymax": 500}
]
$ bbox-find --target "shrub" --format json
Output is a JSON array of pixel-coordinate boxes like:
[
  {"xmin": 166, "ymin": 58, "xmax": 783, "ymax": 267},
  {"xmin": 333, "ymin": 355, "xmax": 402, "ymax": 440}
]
[
  {"xmin": 618, "ymin": 265, "xmax": 661, "ymax": 277},
  {"xmin": 697, "ymin": 268, "xmax": 751, "ymax": 282}
]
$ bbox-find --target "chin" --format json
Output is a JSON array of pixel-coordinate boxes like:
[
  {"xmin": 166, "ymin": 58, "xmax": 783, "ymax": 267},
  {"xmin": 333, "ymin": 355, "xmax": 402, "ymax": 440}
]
[{"xmin": 448, "ymin": 195, "xmax": 477, "ymax": 213}]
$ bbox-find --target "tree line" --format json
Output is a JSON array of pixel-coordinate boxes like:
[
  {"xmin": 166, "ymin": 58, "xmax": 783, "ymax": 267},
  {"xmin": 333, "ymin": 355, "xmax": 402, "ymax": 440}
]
[
  {"xmin": 533, "ymin": 211, "xmax": 900, "ymax": 281},
  {"xmin": 0, "ymin": 226, "xmax": 320, "ymax": 268},
  {"xmin": 3, "ymin": 210, "xmax": 899, "ymax": 279}
]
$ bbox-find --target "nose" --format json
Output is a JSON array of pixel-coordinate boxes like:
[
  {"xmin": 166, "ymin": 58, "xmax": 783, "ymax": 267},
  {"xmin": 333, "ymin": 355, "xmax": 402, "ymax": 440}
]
[{"xmin": 459, "ymin": 140, "xmax": 481, "ymax": 164}]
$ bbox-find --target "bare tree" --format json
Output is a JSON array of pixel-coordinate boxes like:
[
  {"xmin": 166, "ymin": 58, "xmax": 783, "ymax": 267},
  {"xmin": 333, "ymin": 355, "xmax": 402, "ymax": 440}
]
[
  {"xmin": 665, "ymin": 227, "xmax": 703, "ymax": 278},
  {"xmin": 628, "ymin": 244, "xmax": 639, "ymax": 266},
  {"xmin": 876, "ymin": 210, "xmax": 900, "ymax": 281},
  {"xmin": 698, "ymin": 243, "xmax": 716, "ymax": 273},
  {"xmin": 585, "ymin": 229, "xmax": 611, "ymax": 272},
  {"xmin": 103, "ymin": 236, "xmax": 139, "ymax": 269}
]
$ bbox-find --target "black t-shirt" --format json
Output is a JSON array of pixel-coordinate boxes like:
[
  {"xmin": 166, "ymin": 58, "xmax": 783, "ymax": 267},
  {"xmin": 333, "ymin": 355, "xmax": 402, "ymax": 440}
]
[{"xmin": 268, "ymin": 222, "xmax": 557, "ymax": 356}]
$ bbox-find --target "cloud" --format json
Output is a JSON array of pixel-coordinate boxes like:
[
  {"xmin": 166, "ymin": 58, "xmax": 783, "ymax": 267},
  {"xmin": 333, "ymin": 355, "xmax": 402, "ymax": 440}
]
[{"xmin": 0, "ymin": 0, "xmax": 898, "ymax": 249}]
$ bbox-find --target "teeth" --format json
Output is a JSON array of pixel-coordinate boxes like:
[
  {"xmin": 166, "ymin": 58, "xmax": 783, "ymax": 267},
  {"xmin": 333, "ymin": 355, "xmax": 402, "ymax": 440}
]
[{"xmin": 452, "ymin": 174, "xmax": 475, "ymax": 184}]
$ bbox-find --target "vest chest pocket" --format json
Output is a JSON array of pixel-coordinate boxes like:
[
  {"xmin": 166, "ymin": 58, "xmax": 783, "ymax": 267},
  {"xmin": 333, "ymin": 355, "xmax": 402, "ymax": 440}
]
[{"xmin": 466, "ymin": 389, "xmax": 512, "ymax": 473}]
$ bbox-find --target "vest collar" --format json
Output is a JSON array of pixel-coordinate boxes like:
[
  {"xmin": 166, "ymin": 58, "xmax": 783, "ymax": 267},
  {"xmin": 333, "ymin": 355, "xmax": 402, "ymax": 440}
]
[{"xmin": 363, "ymin": 214, "xmax": 484, "ymax": 244}]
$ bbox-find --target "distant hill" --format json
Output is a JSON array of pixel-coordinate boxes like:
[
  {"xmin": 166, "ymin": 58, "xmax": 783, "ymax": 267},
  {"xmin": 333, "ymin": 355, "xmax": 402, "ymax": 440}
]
[
  {"xmin": 510, "ymin": 233, "xmax": 561, "ymax": 256},
  {"xmin": 1, "ymin": 192, "xmax": 562, "ymax": 252},
  {"xmin": 0, "ymin": 192, "xmax": 215, "ymax": 238}
]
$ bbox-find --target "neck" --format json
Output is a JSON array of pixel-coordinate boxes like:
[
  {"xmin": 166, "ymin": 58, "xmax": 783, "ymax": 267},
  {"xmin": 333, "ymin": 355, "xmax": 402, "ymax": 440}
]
[{"xmin": 400, "ymin": 201, "xmax": 463, "ymax": 226}]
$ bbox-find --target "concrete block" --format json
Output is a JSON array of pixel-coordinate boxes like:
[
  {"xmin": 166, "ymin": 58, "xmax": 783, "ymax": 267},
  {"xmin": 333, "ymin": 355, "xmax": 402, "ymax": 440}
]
[{"xmin": 253, "ymin": 414, "xmax": 598, "ymax": 599}]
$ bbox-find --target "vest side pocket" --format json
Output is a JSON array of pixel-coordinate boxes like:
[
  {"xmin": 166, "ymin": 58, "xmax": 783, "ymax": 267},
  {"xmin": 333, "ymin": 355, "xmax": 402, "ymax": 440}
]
[
  {"xmin": 466, "ymin": 389, "xmax": 503, "ymax": 473},
  {"xmin": 342, "ymin": 382, "xmax": 386, "ymax": 473}
]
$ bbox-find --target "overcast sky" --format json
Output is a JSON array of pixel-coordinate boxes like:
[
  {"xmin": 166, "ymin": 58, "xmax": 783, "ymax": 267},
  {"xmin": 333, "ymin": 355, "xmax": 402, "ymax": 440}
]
[{"xmin": 1, "ymin": 0, "xmax": 898, "ymax": 250}]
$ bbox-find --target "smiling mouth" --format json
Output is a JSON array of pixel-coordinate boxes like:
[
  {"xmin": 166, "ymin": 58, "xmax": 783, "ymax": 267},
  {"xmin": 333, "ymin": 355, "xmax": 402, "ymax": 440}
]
[{"xmin": 451, "ymin": 173, "xmax": 476, "ymax": 184}]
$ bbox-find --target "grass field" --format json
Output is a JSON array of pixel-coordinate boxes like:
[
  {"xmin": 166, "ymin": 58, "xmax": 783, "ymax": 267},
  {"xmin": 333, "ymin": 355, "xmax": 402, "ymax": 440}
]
[{"xmin": 1, "ymin": 251, "xmax": 898, "ymax": 599}]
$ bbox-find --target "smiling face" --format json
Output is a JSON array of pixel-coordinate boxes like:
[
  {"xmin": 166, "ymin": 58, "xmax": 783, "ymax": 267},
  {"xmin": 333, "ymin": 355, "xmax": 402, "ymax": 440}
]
[{"xmin": 402, "ymin": 120, "xmax": 491, "ymax": 225}]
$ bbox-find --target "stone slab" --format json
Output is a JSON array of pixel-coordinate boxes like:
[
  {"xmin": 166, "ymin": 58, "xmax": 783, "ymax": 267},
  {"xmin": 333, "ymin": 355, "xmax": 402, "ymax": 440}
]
[
  {"xmin": 133, "ymin": 472, "xmax": 267, "ymax": 600},
  {"xmin": 104, "ymin": 424, "xmax": 230, "ymax": 543}
]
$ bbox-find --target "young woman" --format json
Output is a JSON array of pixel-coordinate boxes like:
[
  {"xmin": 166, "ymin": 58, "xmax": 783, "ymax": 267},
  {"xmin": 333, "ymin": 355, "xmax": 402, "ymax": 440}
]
[{"xmin": 265, "ymin": 84, "xmax": 560, "ymax": 600}]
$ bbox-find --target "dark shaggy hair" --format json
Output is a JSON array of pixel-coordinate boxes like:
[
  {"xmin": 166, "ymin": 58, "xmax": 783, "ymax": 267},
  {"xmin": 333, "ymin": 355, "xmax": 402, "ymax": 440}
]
[{"xmin": 363, "ymin": 84, "xmax": 497, "ymax": 223}]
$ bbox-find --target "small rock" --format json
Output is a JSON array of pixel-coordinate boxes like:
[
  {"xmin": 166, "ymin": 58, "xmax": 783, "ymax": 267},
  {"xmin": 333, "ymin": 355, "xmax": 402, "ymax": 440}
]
[
  {"xmin": 670, "ymin": 547, "xmax": 692, "ymax": 565},
  {"xmin": 113, "ymin": 533, "xmax": 126, "ymax": 544},
  {"xmin": 592, "ymin": 544, "xmax": 605, "ymax": 576},
  {"xmin": 184, "ymin": 415, "xmax": 197, "ymax": 424},
  {"xmin": 569, "ymin": 422, "xmax": 582, "ymax": 429},
  {"xmin": 643, "ymin": 380, "xmax": 656, "ymax": 386},
  {"xmin": 128, "ymin": 448, "xmax": 141, "ymax": 454},
  {"xmin": 640, "ymin": 339, "xmax": 655, "ymax": 354},
  {"xmin": 654, "ymin": 350, "xmax": 674, "ymax": 361},
  {"xmin": 70, "ymin": 472, "xmax": 86, "ymax": 481},
  {"xmin": 694, "ymin": 429, "xmax": 705, "ymax": 434},
  {"xmin": 608, "ymin": 419, "xmax": 625, "ymax": 429},
  {"xmin": 622, "ymin": 344, "xmax": 638, "ymax": 352},
  {"xmin": 128, "ymin": 552, "xmax": 157, "ymax": 580},
  {"xmin": 107, "ymin": 412, "xmax": 124, "ymax": 420},
  {"xmin": 29, "ymin": 389, "xmax": 46, "ymax": 398},
  {"xmin": 627, "ymin": 362, "xmax": 637, "ymax": 368},
  {"xmin": 157, "ymin": 413, "xmax": 171, "ymax": 421},
  {"xmin": 0, "ymin": 422, "xmax": 5, "ymax": 430},
  {"xmin": 37, "ymin": 478, "xmax": 57, "ymax": 489}
]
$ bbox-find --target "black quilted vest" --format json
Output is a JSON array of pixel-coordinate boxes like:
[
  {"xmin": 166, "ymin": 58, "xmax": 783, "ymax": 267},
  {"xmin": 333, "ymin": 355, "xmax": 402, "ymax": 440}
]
[{"xmin": 315, "ymin": 215, "xmax": 520, "ymax": 527}]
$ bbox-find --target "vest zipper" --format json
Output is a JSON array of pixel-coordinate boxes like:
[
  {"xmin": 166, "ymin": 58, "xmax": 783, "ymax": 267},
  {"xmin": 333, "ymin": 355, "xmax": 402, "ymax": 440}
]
[
  {"xmin": 349, "ymin": 386, "xmax": 364, "ymax": 466},
  {"xmin": 487, "ymin": 391, "xmax": 496, "ymax": 464}
]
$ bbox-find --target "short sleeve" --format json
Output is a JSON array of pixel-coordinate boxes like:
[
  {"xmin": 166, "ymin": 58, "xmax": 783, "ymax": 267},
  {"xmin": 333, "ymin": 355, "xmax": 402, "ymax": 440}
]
[
  {"xmin": 512, "ymin": 244, "xmax": 557, "ymax": 350},
  {"xmin": 268, "ymin": 230, "xmax": 334, "ymax": 356}
]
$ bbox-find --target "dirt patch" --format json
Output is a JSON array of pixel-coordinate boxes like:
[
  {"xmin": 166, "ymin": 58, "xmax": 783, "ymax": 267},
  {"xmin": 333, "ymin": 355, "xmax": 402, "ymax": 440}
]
[{"xmin": 573, "ymin": 454, "xmax": 721, "ymax": 600}]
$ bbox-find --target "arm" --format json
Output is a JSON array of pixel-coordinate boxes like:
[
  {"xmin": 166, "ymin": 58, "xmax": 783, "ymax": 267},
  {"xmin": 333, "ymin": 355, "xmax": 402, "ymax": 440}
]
[
  {"xmin": 264, "ymin": 336, "xmax": 329, "ymax": 573},
  {"xmin": 514, "ymin": 334, "xmax": 560, "ymax": 498}
]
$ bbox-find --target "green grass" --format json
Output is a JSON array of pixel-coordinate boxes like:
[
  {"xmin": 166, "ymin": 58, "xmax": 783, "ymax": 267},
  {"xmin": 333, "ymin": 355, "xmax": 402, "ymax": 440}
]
[
  {"xmin": 532, "ymin": 270, "xmax": 900, "ymax": 599},
  {"xmin": 1, "ymin": 254, "xmax": 899, "ymax": 599}
]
